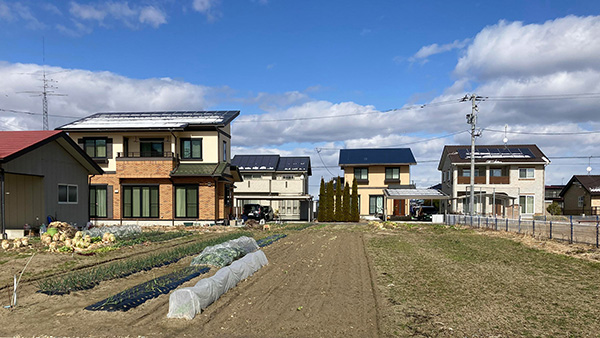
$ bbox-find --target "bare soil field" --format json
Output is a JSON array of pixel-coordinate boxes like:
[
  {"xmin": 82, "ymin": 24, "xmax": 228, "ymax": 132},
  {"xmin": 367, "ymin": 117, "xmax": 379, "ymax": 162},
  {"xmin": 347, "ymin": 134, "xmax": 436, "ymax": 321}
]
[
  {"xmin": 0, "ymin": 225, "xmax": 379, "ymax": 337},
  {"xmin": 3, "ymin": 222, "xmax": 600, "ymax": 337}
]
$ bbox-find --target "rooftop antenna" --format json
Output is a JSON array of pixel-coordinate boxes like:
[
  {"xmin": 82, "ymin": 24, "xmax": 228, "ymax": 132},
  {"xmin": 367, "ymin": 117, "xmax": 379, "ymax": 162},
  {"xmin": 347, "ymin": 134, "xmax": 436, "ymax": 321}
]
[
  {"xmin": 18, "ymin": 37, "xmax": 68, "ymax": 130},
  {"xmin": 503, "ymin": 124, "xmax": 509, "ymax": 145},
  {"xmin": 587, "ymin": 156, "xmax": 592, "ymax": 175}
]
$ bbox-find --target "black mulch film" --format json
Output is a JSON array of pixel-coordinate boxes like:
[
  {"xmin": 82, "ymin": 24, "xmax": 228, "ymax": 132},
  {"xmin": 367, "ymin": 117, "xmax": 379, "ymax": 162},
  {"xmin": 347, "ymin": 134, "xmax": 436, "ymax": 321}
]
[
  {"xmin": 85, "ymin": 266, "xmax": 210, "ymax": 312},
  {"xmin": 256, "ymin": 234, "xmax": 287, "ymax": 247}
]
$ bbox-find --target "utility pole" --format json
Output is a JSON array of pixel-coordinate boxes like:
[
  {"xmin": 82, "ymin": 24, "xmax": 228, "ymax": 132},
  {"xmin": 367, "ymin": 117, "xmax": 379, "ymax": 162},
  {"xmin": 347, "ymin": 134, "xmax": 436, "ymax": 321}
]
[{"xmin": 462, "ymin": 94, "xmax": 483, "ymax": 216}]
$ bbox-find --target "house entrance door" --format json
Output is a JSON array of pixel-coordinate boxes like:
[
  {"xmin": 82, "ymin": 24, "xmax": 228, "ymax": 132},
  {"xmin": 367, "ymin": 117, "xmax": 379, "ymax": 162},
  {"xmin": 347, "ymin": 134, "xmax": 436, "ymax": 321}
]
[{"xmin": 393, "ymin": 199, "xmax": 406, "ymax": 216}]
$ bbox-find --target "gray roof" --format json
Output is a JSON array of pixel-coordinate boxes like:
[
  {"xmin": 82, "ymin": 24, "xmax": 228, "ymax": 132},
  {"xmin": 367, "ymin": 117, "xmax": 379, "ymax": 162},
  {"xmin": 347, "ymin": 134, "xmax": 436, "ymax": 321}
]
[
  {"xmin": 232, "ymin": 154, "xmax": 311, "ymax": 174},
  {"xmin": 339, "ymin": 148, "xmax": 416, "ymax": 166},
  {"xmin": 57, "ymin": 111, "xmax": 239, "ymax": 131},
  {"xmin": 384, "ymin": 188, "xmax": 449, "ymax": 200}
]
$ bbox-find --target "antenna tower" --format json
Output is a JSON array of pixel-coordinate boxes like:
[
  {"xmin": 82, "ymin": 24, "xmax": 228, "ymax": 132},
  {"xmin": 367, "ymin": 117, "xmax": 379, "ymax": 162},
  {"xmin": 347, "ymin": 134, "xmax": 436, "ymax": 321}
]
[{"xmin": 18, "ymin": 38, "xmax": 67, "ymax": 130}]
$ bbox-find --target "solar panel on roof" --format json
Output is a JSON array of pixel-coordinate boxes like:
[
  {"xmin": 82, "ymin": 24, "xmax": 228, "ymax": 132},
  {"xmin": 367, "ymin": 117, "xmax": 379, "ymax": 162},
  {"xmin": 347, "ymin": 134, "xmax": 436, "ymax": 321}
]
[{"xmin": 458, "ymin": 147, "xmax": 534, "ymax": 159}]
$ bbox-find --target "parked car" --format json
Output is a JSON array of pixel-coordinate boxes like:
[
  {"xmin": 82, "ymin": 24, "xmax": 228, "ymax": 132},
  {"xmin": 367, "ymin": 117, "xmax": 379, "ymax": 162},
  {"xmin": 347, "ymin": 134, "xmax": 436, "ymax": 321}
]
[
  {"xmin": 243, "ymin": 204, "xmax": 263, "ymax": 220},
  {"xmin": 261, "ymin": 206, "xmax": 274, "ymax": 221},
  {"xmin": 413, "ymin": 205, "xmax": 438, "ymax": 221}
]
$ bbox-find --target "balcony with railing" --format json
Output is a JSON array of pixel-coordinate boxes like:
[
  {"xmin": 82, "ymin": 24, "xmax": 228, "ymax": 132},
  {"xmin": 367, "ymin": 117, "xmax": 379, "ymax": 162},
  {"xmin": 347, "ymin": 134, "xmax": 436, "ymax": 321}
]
[
  {"xmin": 458, "ymin": 176, "xmax": 486, "ymax": 184},
  {"xmin": 489, "ymin": 176, "xmax": 510, "ymax": 184},
  {"xmin": 117, "ymin": 151, "xmax": 175, "ymax": 159},
  {"xmin": 116, "ymin": 151, "xmax": 177, "ymax": 178}
]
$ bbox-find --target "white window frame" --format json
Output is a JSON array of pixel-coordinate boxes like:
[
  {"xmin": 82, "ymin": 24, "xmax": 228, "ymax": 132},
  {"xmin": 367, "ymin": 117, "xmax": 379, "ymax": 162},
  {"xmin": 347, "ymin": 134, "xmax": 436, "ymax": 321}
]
[
  {"xmin": 58, "ymin": 184, "xmax": 78, "ymax": 204},
  {"xmin": 578, "ymin": 196, "xmax": 585, "ymax": 208},
  {"xmin": 519, "ymin": 195, "xmax": 534, "ymax": 214},
  {"xmin": 519, "ymin": 168, "xmax": 535, "ymax": 179}
]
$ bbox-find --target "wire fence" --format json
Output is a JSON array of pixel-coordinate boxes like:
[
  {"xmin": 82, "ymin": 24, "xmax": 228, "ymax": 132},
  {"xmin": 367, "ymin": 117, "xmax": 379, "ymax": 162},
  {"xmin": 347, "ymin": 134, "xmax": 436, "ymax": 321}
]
[{"xmin": 445, "ymin": 214, "xmax": 600, "ymax": 248}]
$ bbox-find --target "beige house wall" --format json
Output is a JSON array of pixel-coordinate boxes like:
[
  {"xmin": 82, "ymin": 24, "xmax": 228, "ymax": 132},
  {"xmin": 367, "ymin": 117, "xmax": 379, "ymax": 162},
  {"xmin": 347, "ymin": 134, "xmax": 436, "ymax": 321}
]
[
  {"xmin": 343, "ymin": 165, "xmax": 410, "ymax": 216},
  {"xmin": 68, "ymin": 127, "xmax": 232, "ymax": 224},
  {"xmin": 447, "ymin": 163, "xmax": 546, "ymax": 216}
]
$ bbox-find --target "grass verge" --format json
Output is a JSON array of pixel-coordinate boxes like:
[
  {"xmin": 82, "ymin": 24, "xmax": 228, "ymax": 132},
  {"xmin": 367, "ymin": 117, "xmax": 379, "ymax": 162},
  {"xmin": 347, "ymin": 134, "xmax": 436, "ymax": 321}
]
[{"xmin": 368, "ymin": 224, "xmax": 600, "ymax": 336}]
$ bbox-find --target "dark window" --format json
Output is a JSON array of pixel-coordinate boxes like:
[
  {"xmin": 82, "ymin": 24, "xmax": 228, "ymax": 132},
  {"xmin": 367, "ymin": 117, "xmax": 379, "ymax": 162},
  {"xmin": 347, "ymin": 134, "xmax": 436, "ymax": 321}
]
[
  {"xmin": 224, "ymin": 184, "xmax": 232, "ymax": 207},
  {"xmin": 181, "ymin": 139, "xmax": 202, "ymax": 159},
  {"xmin": 490, "ymin": 168, "xmax": 503, "ymax": 177},
  {"xmin": 140, "ymin": 139, "xmax": 164, "ymax": 157},
  {"xmin": 385, "ymin": 167, "xmax": 400, "ymax": 180},
  {"xmin": 354, "ymin": 168, "xmax": 368, "ymax": 180},
  {"xmin": 123, "ymin": 186, "xmax": 159, "ymax": 218},
  {"xmin": 58, "ymin": 184, "xmax": 78, "ymax": 204},
  {"xmin": 84, "ymin": 138, "xmax": 107, "ymax": 158},
  {"xmin": 369, "ymin": 195, "xmax": 383, "ymax": 214},
  {"xmin": 175, "ymin": 185, "xmax": 198, "ymax": 218},
  {"xmin": 90, "ymin": 185, "xmax": 107, "ymax": 218},
  {"xmin": 223, "ymin": 140, "xmax": 227, "ymax": 162}
]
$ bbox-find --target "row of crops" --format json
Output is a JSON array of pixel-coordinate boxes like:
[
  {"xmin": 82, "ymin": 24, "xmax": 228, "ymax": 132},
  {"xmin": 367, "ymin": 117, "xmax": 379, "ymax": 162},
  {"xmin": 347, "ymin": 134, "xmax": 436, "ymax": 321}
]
[
  {"xmin": 86, "ymin": 266, "xmax": 210, "ymax": 311},
  {"xmin": 86, "ymin": 233, "xmax": 286, "ymax": 313},
  {"xmin": 38, "ymin": 232, "xmax": 251, "ymax": 295}
]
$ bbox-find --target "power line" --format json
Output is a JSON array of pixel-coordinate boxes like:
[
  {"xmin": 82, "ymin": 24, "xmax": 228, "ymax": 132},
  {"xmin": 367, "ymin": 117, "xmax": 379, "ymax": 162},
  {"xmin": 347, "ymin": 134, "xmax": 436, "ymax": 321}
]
[
  {"xmin": 317, "ymin": 130, "xmax": 469, "ymax": 151},
  {"xmin": 0, "ymin": 108, "xmax": 79, "ymax": 119},
  {"xmin": 483, "ymin": 128, "xmax": 600, "ymax": 136},
  {"xmin": 234, "ymin": 99, "xmax": 463, "ymax": 124},
  {"xmin": 315, "ymin": 148, "xmax": 335, "ymax": 176},
  {"xmin": 483, "ymin": 92, "xmax": 600, "ymax": 101}
]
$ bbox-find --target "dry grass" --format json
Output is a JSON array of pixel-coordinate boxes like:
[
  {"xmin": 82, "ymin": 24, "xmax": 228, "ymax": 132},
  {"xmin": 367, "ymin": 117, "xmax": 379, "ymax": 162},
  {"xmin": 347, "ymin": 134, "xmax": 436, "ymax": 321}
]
[{"xmin": 368, "ymin": 224, "xmax": 600, "ymax": 337}]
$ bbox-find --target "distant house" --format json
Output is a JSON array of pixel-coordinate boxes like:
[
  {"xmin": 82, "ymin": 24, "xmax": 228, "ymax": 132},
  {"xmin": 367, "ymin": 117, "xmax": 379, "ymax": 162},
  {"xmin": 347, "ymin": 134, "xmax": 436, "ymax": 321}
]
[
  {"xmin": 231, "ymin": 155, "xmax": 312, "ymax": 221},
  {"xmin": 438, "ymin": 145, "xmax": 549, "ymax": 217},
  {"xmin": 57, "ymin": 111, "xmax": 242, "ymax": 225},
  {"xmin": 339, "ymin": 148, "xmax": 416, "ymax": 218},
  {"xmin": 545, "ymin": 185, "xmax": 565, "ymax": 210},
  {"xmin": 0, "ymin": 131, "xmax": 103, "ymax": 239},
  {"xmin": 560, "ymin": 176, "xmax": 600, "ymax": 215}
]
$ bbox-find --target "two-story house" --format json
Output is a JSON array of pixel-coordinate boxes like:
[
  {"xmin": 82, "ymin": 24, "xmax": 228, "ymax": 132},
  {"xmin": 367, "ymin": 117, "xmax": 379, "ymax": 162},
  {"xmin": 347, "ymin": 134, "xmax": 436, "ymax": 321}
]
[
  {"xmin": 231, "ymin": 155, "xmax": 312, "ymax": 221},
  {"xmin": 57, "ymin": 111, "xmax": 242, "ymax": 225},
  {"xmin": 438, "ymin": 145, "xmax": 549, "ymax": 217},
  {"xmin": 338, "ymin": 148, "xmax": 416, "ymax": 217},
  {"xmin": 560, "ymin": 175, "xmax": 600, "ymax": 215}
]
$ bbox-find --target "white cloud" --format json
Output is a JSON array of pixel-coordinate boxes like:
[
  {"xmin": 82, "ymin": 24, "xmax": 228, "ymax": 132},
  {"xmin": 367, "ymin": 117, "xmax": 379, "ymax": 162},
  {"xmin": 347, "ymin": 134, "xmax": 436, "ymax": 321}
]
[
  {"xmin": 0, "ymin": 62, "xmax": 212, "ymax": 130},
  {"xmin": 67, "ymin": 1, "xmax": 167, "ymax": 32},
  {"xmin": 0, "ymin": 1, "xmax": 12, "ymax": 20},
  {"xmin": 409, "ymin": 38, "xmax": 470, "ymax": 63},
  {"xmin": 455, "ymin": 16, "xmax": 600, "ymax": 80},
  {"xmin": 192, "ymin": 0, "xmax": 220, "ymax": 20},
  {"xmin": 42, "ymin": 3, "xmax": 62, "ymax": 16},
  {"xmin": 12, "ymin": 2, "xmax": 45, "ymax": 29},
  {"xmin": 139, "ymin": 6, "xmax": 167, "ymax": 28},
  {"xmin": 69, "ymin": 2, "xmax": 106, "ymax": 21}
]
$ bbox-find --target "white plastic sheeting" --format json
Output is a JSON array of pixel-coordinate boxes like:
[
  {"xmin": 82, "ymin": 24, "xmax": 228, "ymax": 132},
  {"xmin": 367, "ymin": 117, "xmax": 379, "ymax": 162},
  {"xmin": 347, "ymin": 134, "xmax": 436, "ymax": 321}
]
[
  {"xmin": 167, "ymin": 250, "xmax": 268, "ymax": 320},
  {"xmin": 83, "ymin": 225, "xmax": 142, "ymax": 238},
  {"xmin": 190, "ymin": 236, "xmax": 259, "ymax": 267}
]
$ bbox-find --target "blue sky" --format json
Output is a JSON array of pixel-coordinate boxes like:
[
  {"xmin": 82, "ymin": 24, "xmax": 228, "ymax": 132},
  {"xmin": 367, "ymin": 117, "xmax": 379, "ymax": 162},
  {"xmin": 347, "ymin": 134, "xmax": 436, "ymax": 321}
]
[{"xmin": 2, "ymin": 0, "xmax": 600, "ymax": 190}]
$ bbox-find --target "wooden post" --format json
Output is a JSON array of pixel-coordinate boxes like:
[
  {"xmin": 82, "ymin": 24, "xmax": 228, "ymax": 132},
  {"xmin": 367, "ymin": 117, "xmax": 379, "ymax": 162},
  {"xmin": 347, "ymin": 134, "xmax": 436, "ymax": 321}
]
[{"xmin": 549, "ymin": 220, "xmax": 553, "ymax": 240}]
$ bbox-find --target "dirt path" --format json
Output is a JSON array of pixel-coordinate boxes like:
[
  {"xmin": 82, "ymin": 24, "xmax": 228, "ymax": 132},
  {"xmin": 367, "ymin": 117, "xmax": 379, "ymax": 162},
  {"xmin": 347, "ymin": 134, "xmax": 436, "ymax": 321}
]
[{"xmin": 0, "ymin": 227, "xmax": 379, "ymax": 337}]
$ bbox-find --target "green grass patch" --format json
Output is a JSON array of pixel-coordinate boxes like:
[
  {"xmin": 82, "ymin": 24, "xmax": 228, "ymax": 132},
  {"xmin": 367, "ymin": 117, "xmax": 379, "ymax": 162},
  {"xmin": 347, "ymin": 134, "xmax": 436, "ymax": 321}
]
[
  {"xmin": 38, "ymin": 231, "xmax": 251, "ymax": 295},
  {"xmin": 368, "ymin": 223, "xmax": 600, "ymax": 336}
]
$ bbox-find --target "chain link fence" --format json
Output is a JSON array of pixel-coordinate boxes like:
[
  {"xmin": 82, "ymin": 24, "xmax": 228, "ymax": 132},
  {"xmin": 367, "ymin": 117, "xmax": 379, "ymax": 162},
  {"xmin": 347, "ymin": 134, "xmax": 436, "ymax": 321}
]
[{"xmin": 445, "ymin": 214, "xmax": 600, "ymax": 247}]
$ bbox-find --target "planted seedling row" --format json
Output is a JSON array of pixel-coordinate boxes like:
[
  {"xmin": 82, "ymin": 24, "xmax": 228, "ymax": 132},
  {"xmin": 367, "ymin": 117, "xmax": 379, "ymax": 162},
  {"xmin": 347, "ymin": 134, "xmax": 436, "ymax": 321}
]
[
  {"xmin": 38, "ymin": 232, "xmax": 251, "ymax": 295},
  {"xmin": 86, "ymin": 266, "xmax": 211, "ymax": 312}
]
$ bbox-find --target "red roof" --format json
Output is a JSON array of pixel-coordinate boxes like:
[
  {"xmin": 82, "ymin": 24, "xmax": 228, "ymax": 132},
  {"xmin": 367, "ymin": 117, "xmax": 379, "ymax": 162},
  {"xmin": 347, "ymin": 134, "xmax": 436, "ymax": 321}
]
[{"xmin": 0, "ymin": 130, "xmax": 63, "ymax": 160}]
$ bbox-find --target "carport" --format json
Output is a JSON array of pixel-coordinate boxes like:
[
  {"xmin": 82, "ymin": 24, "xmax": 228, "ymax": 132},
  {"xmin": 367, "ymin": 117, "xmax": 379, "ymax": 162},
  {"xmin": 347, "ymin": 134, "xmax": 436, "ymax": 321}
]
[{"xmin": 383, "ymin": 188, "xmax": 449, "ymax": 220}]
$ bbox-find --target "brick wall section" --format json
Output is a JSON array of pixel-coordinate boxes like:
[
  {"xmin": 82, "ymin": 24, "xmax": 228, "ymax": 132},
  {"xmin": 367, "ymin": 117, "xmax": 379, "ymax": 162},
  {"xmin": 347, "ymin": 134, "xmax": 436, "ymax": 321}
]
[
  {"xmin": 90, "ymin": 172, "xmax": 229, "ymax": 221},
  {"xmin": 116, "ymin": 159, "xmax": 175, "ymax": 178},
  {"xmin": 199, "ymin": 181, "xmax": 216, "ymax": 220},
  {"xmin": 90, "ymin": 174, "xmax": 121, "ymax": 218}
]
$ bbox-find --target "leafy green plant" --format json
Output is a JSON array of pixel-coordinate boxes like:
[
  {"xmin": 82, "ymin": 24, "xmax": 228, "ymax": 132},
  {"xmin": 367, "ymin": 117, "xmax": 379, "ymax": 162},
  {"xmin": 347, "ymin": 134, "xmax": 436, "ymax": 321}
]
[
  {"xmin": 113, "ymin": 231, "xmax": 192, "ymax": 248},
  {"xmin": 38, "ymin": 232, "xmax": 251, "ymax": 295}
]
